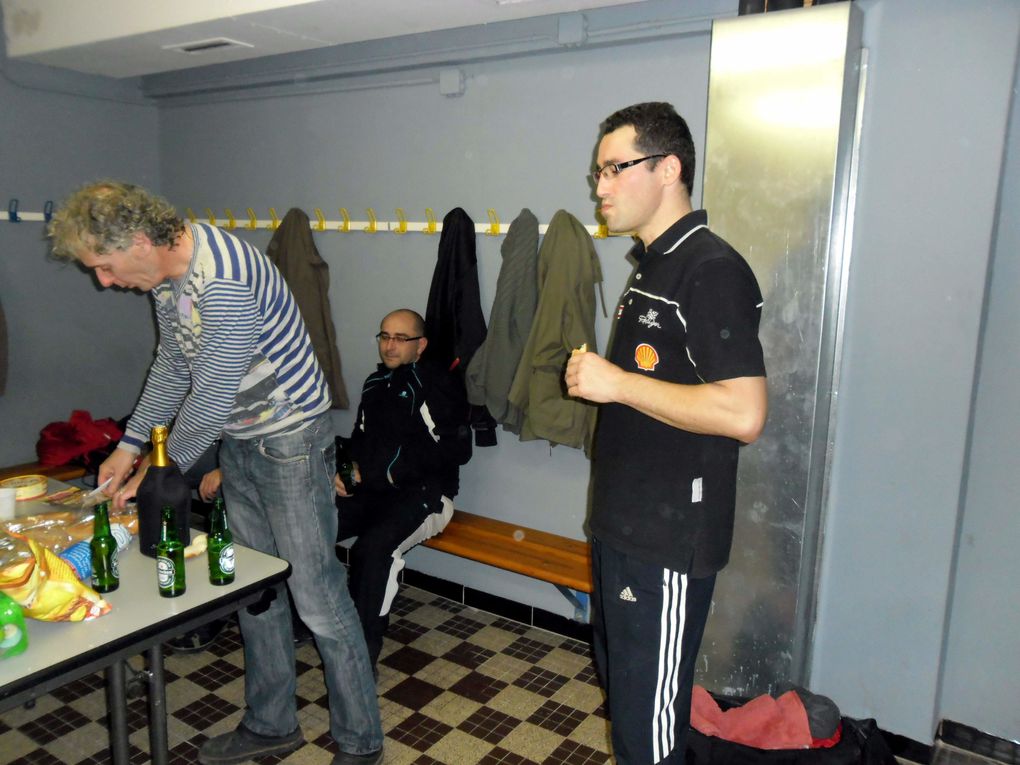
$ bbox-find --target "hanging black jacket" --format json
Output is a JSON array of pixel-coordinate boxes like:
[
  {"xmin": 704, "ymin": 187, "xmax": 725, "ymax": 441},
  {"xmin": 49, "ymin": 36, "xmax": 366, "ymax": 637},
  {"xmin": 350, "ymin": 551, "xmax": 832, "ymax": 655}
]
[{"xmin": 423, "ymin": 207, "xmax": 497, "ymax": 445}]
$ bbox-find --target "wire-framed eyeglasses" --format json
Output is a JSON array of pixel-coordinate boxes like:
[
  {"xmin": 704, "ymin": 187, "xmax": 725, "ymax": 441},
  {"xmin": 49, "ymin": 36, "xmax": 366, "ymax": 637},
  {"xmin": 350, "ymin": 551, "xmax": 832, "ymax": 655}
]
[
  {"xmin": 591, "ymin": 154, "xmax": 667, "ymax": 184},
  {"xmin": 375, "ymin": 332, "xmax": 422, "ymax": 344}
]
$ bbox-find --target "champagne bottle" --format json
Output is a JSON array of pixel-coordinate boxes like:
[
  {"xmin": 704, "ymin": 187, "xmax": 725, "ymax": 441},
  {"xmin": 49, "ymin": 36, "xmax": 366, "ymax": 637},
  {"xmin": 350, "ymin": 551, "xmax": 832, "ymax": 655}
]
[
  {"xmin": 207, "ymin": 497, "xmax": 235, "ymax": 586},
  {"xmin": 136, "ymin": 424, "xmax": 191, "ymax": 557},
  {"xmin": 156, "ymin": 505, "xmax": 186, "ymax": 598},
  {"xmin": 90, "ymin": 500, "xmax": 120, "ymax": 593}
]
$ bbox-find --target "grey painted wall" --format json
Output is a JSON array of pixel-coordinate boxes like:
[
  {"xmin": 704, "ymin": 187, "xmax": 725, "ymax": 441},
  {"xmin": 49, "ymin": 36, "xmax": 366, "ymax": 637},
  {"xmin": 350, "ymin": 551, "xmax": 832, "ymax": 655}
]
[
  {"xmin": 1, "ymin": 0, "xmax": 1018, "ymax": 746},
  {"xmin": 937, "ymin": 38, "xmax": 1020, "ymax": 741},
  {"xmin": 808, "ymin": 0, "xmax": 1020, "ymax": 743},
  {"xmin": 0, "ymin": 39, "xmax": 160, "ymax": 468}
]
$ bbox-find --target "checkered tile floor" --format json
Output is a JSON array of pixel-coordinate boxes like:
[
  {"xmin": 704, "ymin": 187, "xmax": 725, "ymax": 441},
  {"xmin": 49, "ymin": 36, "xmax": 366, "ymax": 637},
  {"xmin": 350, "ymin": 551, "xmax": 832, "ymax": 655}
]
[{"xmin": 0, "ymin": 586, "xmax": 611, "ymax": 764}]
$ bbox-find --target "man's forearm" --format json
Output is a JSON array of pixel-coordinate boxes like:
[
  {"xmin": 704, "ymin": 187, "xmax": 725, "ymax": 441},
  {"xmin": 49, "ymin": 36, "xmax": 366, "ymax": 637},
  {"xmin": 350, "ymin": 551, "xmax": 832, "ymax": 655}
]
[{"xmin": 614, "ymin": 373, "xmax": 768, "ymax": 443}]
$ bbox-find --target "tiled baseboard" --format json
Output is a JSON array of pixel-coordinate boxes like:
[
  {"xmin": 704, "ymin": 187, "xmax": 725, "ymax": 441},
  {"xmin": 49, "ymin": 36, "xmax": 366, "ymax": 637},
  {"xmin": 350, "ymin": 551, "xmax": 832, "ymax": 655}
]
[
  {"xmin": 937, "ymin": 720, "xmax": 1020, "ymax": 765},
  {"xmin": 402, "ymin": 567, "xmax": 594, "ymax": 643}
]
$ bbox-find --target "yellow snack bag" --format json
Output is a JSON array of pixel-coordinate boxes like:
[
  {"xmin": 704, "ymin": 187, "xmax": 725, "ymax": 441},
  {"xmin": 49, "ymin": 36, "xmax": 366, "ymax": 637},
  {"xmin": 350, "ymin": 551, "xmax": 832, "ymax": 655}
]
[{"xmin": 0, "ymin": 533, "xmax": 110, "ymax": 621}]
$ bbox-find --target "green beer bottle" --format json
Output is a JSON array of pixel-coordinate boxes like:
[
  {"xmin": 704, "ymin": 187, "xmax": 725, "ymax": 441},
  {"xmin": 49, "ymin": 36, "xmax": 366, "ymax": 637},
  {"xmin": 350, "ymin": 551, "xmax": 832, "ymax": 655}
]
[
  {"xmin": 336, "ymin": 437, "xmax": 358, "ymax": 494},
  {"xmin": 90, "ymin": 501, "xmax": 119, "ymax": 593},
  {"xmin": 156, "ymin": 505, "xmax": 186, "ymax": 598},
  {"xmin": 207, "ymin": 498, "xmax": 235, "ymax": 586}
]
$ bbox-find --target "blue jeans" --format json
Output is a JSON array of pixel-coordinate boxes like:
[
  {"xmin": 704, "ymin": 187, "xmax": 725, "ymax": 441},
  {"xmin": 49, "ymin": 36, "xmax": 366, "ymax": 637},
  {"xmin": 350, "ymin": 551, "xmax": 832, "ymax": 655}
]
[{"xmin": 220, "ymin": 413, "xmax": 383, "ymax": 754}]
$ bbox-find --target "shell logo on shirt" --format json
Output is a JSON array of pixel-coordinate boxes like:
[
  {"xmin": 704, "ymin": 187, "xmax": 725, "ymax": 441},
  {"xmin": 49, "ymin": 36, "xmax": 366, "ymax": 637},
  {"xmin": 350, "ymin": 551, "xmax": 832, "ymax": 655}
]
[{"xmin": 634, "ymin": 343, "xmax": 660, "ymax": 371}]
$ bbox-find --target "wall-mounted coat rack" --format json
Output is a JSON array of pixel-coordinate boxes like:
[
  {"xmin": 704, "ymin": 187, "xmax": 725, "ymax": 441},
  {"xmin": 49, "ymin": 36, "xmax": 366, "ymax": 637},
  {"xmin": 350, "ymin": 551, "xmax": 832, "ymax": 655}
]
[{"xmin": 5, "ymin": 199, "xmax": 624, "ymax": 239}]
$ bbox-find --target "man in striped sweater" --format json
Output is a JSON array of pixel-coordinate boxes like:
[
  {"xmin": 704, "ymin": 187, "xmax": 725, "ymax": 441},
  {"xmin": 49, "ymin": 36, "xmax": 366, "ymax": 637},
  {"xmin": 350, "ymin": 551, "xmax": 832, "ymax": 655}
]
[{"xmin": 49, "ymin": 181, "xmax": 384, "ymax": 765}]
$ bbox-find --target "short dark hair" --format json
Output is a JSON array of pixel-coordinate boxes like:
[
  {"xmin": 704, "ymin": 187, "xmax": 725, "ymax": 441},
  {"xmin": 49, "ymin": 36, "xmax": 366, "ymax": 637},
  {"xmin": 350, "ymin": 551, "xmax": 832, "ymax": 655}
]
[{"xmin": 600, "ymin": 102, "xmax": 695, "ymax": 196}]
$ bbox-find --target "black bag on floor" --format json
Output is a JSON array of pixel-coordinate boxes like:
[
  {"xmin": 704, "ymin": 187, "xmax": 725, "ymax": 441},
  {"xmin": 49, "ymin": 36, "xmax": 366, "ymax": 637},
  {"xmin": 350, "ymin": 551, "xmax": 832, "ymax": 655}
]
[{"xmin": 688, "ymin": 710, "xmax": 897, "ymax": 765}]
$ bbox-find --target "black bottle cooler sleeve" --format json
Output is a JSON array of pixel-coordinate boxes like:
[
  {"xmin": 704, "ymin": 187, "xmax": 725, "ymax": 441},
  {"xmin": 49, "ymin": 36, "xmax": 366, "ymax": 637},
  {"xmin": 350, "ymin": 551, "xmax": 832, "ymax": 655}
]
[{"xmin": 137, "ymin": 465, "xmax": 192, "ymax": 557}]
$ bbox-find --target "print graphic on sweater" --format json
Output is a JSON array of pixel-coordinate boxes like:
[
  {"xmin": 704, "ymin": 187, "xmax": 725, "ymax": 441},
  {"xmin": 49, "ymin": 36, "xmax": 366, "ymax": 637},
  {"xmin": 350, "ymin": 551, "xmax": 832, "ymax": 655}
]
[
  {"xmin": 165, "ymin": 244, "xmax": 300, "ymax": 431},
  {"xmin": 130, "ymin": 222, "xmax": 329, "ymax": 468}
]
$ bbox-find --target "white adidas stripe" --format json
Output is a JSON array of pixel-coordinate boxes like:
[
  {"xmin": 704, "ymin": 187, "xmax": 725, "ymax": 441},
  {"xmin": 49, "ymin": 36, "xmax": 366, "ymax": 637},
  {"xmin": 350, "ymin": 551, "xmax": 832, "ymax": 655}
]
[{"xmin": 652, "ymin": 571, "xmax": 688, "ymax": 763}]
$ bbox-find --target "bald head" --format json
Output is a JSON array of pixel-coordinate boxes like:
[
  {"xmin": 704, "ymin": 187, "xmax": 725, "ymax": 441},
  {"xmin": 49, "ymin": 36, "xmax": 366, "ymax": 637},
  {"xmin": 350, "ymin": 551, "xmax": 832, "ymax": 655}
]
[{"xmin": 377, "ymin": 309, "xmax": 427, "ymax": 369}]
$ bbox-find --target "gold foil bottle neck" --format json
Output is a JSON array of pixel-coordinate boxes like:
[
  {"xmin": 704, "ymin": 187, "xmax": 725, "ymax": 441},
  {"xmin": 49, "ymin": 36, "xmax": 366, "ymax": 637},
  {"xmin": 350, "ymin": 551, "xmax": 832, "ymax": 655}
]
[{"xmin": 150, "ymin": 425, "xmax": 171, "ymax": 467}]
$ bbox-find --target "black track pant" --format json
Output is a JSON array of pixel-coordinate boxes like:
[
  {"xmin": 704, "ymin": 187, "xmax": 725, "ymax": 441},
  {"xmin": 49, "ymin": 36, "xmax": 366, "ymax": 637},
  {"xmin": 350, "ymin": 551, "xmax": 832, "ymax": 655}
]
[
  {"xmin": 592, "ymin": 537, "xmax": 716, "ymax": 765},
  {"xmin": 337, "ymin": 487, "xmax": 450, "ymax": 667}
]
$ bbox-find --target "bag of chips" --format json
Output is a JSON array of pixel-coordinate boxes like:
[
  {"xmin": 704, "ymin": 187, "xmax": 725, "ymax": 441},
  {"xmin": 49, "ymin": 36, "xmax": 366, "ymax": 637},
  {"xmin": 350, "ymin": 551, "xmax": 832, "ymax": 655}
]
[{"xmin": 0, "ymin": 532, "xmax": 110, "ymax": 621}]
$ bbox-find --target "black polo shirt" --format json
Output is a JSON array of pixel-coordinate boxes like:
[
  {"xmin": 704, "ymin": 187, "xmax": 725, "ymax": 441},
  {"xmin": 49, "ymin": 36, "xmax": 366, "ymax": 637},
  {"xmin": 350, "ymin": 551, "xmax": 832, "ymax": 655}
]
[{"xmin": 589, "ymin": 210, "xmax": 765, "ymax": 577}]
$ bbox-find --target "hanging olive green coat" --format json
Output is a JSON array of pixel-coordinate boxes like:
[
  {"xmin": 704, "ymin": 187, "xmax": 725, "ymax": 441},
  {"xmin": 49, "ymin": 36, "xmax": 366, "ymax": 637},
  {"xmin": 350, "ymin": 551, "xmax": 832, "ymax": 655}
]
[{"xmin": 507, "ymin": 210, "xmax": 603, "ymax": 456}]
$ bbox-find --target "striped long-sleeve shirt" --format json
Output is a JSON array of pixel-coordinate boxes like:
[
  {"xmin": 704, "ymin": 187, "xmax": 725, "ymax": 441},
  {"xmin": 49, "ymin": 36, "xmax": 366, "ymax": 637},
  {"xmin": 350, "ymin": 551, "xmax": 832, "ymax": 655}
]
[{"xmin": 120, "ymin": 223, "xmax": 331, "ymax": 470}]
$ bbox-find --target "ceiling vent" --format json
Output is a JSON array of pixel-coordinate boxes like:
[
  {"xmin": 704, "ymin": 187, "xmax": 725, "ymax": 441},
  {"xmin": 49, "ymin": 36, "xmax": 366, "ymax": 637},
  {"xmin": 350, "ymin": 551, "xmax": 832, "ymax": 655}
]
[{"xmin": 162, "ymin": 37, "xmax": 254, "ymax": 55}]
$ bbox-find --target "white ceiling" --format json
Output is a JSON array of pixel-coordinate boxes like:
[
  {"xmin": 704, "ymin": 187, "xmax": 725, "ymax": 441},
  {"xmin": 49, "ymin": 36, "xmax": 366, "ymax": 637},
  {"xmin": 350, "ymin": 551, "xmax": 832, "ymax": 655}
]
[{"xmin": 1, "ymin": 0, "xmax": 649, "ymax": 79}]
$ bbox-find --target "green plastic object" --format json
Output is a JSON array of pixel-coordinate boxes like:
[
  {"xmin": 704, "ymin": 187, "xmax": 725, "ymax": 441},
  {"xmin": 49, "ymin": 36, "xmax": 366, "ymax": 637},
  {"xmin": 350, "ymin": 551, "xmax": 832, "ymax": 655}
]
[{"xmin": 0, "ymin": 591, "xmax": 29, "ymax": 659}]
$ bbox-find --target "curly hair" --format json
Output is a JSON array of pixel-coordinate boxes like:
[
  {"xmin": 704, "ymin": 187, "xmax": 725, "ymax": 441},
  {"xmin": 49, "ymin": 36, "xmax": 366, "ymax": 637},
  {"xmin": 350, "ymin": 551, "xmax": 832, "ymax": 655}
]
[
  {"xmin": 48, "ymin": 181, "xmax": 184, "ymax": 260},
  {"xmin": 600, "ymin": 102, "xmax": 696, "ymax": 197}
]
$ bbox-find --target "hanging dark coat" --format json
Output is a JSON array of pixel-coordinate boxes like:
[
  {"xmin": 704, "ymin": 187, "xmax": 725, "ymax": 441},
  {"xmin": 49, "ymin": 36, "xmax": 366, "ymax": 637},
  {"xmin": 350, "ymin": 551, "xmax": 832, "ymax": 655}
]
[
  {"xmin": 265, "ymin": 207, "xmax": 350, "ymax": 409},
  {"xmin": 424, "ymin": 207, "xmax": 497, "ymax": 446},
  {"xmin": 465, "ymin": 209, "xmax": 540, "ymax": 434}
]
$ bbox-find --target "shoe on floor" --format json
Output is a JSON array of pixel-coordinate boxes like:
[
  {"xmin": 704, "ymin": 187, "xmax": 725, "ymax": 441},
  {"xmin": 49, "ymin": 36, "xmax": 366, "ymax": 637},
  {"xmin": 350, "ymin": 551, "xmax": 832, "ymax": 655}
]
[
  {"xmin": 332, "ymin": 746, "xmax": 383, "ymax": 765},
  {"xmin": 198, "ymin": 724, "xmax": 304, "ymax": 765},
  {"xmin": 167, "ymin": 619, "xmax": 226, "ymax": 654}
]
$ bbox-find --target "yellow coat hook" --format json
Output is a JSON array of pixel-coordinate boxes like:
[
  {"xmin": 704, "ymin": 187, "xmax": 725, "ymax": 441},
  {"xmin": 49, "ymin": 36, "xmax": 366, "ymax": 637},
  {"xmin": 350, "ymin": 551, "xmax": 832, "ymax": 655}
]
[
  {"xmin": 205, "ymin": 208, "xmax": 217, "ymax": 227},
  {"xmin": 339, "ymin": 208, "xmax": 351, "ymax": 233},
  {"xmin": 593, "ymin": 223, "xmax": 609, "ymax": 239},
  {"xmin": 246, "ymin": 208, "xmax": 258, "ymax": 230},
  {"xmin": 268, "ymin": 207, "xmax": 280, "ymax": 230},
  {"xmin": 314, "ymin": 208, "xmax": 327, "ymax": 231},
  {"xmin": 486, "ymin": 209, "xmax": 501, "ymax": 237},
  {"xmin": 185, "ymin": 208, "xmax": 197, "ymax": 224},
  {"xmin": 364, "ymin": 208, "xmax": 377, "ymax": 234},
  {"xmin": 423, "ymin": 208, "xmax": 437, "ymax": 235},
  {"xmin": 393, "ymin": 208, "xmax": 408, "ymax": 235},
  {"xmin": 224, "ymin": 208, "xmax": 237, "ymax": 230}
]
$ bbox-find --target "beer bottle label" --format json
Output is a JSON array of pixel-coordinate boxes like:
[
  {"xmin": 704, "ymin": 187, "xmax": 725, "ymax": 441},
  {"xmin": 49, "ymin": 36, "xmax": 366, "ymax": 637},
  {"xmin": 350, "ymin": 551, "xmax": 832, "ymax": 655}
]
[
  {"xmin": 219, "ymin": 544, "xmax": 236, "ymax": 574},
  {"xmin": 157, "ymin": 556, "xmax": 176, "ymax": 588}
]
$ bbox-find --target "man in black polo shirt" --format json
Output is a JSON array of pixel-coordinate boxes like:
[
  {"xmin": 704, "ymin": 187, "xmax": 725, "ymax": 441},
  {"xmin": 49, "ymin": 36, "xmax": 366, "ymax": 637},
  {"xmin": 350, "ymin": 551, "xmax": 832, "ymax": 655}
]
[{"xmin": 566, "ymin": 102, "xmax": 768, "ymax": 765}]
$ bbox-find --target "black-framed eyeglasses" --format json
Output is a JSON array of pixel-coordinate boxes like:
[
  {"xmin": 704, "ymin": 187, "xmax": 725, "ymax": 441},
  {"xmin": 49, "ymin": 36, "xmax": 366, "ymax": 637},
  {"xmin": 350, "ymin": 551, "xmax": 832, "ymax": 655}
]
[
  {"xmin": 591, "ymin": 154, "xmax": 667, "ymax": 183},
  {"xmin": 375, "ymin": 332, "xmax": 422, "ymax": 344}
]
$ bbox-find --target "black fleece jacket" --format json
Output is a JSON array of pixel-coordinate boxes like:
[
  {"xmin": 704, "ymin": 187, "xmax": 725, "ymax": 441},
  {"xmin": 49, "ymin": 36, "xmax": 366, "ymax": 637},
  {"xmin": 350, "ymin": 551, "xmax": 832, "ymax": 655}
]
[{"xmin": 349, "ymin": 360, "xmax": 472, "ymax": 499}]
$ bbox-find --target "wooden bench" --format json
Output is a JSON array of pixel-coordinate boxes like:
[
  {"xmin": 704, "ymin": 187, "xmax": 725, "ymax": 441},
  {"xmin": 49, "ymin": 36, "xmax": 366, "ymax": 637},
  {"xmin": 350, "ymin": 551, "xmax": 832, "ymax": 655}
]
[
  {"xmin": 422, "ymin": 509, "xmax": 593, "ymax": 620},
  {"xmin": 0, "ymin": 461, "xmax": 87, "ymax": 483}
]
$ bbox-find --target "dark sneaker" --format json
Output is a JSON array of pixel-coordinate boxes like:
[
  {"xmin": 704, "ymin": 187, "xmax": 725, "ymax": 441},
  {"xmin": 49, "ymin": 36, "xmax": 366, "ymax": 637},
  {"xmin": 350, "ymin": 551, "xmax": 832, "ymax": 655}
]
[
  {"xmin": 332, "ymin": 747, "xmax": 383, "ymax": 765},
  {"xmin": 167, "ymin": 619, "xmax": 226, "ymax": 654},
  {"xmin": 198, "ymin": 724, "xmax": 303, "ymax": 764}
]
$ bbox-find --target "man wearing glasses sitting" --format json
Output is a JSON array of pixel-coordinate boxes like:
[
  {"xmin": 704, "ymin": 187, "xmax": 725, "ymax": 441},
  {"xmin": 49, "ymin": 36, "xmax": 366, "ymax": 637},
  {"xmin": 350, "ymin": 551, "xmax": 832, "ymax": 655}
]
[{"xmin": 335, "ymin": 309, "xmax": 472, "ymax": 670}]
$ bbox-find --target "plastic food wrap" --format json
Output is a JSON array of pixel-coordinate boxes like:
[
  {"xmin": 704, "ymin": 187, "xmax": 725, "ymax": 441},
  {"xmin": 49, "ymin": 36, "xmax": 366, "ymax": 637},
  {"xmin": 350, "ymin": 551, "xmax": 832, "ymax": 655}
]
[{"xmin": 1, "ymin": 504, "xmax": 138, "ymax": 555}]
